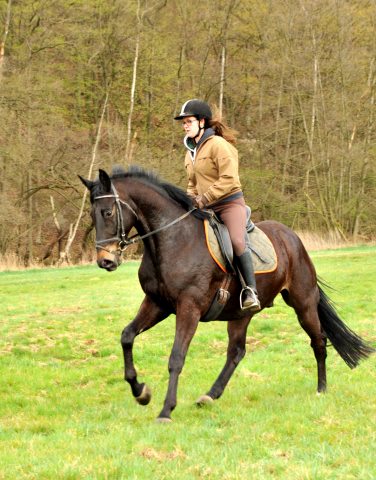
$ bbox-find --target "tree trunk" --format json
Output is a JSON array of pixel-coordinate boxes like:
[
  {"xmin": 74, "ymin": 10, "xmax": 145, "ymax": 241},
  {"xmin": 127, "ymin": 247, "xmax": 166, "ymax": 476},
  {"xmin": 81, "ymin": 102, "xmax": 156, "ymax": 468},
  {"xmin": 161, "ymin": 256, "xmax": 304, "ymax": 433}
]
[
  {"xmin": 125, "ymin": 0, "xmax": 141, "ymax": 163},
  {"xmin": 59, "ymin": 93, "xmax": 109, "ymax": 265},
  {"xmin": 219, "ymin": 45, "xmax": 226, "ymax": 118},
  {"xmin": 26, "ymin": 170, "xmax": 33, "ymax": 266},
  {"xmin": 0, "ymin": 0, "xmax": 11, "ymax": 80},
  {"xmin": 352, "ymin": 58, "xmax": 375, "ymax": 238}
]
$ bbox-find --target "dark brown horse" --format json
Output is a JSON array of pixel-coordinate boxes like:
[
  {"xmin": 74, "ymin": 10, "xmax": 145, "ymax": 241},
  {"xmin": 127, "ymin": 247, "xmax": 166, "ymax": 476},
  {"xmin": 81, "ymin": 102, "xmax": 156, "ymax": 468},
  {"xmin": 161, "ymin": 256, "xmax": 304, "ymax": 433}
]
[{"xmin": 79, "ymin": 166, "xmax": 374, "ymax": 422}]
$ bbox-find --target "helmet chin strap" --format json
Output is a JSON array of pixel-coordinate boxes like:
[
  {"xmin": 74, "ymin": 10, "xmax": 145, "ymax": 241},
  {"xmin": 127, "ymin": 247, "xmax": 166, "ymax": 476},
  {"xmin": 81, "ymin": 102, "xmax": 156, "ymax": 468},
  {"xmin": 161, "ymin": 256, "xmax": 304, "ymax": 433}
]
[{"xmin": 193, "ymin": 118, "xmax": 205, "ymax": 143}]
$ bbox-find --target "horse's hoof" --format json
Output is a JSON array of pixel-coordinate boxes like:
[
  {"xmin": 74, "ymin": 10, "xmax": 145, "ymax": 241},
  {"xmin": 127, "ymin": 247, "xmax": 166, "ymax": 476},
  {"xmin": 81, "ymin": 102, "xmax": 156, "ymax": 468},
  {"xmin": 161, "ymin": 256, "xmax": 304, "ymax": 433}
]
[
  {"xmin": 135, "ymin": 384, "xmax": 152, "ymax": 405},
  {"xmin": 196, "ymin": 394, "xmax": 214, "ymax": 407},
  {"xmin": 156, "ymin": 417, "xmax": 172, "ymax": 424}
]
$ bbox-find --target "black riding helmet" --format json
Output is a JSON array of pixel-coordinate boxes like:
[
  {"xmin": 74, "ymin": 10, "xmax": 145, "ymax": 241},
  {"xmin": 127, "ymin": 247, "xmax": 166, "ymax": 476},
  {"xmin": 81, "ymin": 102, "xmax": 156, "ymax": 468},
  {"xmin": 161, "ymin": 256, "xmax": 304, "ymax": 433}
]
[{"xmin": 174, "ymin": 99, "xmax": 212, "ymax": 121}]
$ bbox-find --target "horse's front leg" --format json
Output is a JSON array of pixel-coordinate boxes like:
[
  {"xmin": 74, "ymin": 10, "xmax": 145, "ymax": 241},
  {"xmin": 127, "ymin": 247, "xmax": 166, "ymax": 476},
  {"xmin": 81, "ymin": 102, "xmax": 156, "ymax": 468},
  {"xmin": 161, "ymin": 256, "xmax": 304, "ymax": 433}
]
[
  {"xmin": 197, "ymin": 316, "xmax": 251, "ymax": 405},
  {"xmin": 121, "ymin": 296, "xmax": 169, "ymax": 405},
  {"xmin": 157, "ymin": 300, "xmax": 201, "ymax": 422}
]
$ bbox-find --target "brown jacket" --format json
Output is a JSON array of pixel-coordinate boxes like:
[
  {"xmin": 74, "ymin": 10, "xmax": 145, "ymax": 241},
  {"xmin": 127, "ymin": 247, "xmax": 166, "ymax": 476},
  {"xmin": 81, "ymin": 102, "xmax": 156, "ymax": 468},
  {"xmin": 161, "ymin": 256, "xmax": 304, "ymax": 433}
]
[{"xmin": 184, "ymin": 132, "xmax": 242, "ymax": 205}]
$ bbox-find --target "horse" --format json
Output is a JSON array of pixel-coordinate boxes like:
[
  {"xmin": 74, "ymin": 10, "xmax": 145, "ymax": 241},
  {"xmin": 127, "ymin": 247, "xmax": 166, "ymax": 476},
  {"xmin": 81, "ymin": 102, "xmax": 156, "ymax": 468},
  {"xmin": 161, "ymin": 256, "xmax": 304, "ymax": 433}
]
[{"xmin": 79, "ymin": 166, "xmax": 374, "ymax": 422}]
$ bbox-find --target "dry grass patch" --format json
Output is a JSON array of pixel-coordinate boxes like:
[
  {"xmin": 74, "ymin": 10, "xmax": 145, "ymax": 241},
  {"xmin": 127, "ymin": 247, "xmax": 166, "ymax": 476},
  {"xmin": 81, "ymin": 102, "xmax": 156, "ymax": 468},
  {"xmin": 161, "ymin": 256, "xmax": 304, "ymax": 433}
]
[
  {"xmin": 296, "ymin": 231, "xmax": 375, "ymax": 251},
  {"xmin": 139, "ymin": 447, "xmax": 187, "ymax": 461}
]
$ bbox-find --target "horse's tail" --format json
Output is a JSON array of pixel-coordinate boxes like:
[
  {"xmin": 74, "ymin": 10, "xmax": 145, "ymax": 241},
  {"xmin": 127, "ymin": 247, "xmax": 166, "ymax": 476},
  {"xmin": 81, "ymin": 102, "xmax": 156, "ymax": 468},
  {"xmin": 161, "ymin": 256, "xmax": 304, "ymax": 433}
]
[{"xmin": 317, "ymin": 283, "xmax": 374, "ymax": 368}]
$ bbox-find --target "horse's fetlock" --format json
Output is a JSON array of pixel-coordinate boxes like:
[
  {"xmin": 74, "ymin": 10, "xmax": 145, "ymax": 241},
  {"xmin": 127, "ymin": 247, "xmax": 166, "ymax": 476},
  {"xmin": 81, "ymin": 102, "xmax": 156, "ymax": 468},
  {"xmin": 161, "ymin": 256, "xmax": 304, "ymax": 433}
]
[{"xmin": 125, "ymin": 373, "xmax": 136, "ymax": 384}]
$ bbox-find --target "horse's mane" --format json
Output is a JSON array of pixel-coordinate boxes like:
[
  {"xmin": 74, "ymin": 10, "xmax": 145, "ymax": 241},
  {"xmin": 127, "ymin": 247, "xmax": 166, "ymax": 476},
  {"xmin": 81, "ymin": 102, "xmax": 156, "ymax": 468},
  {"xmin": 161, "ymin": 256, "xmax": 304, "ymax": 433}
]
[{"xmin": 110, "ymin": 165, "xmax": 211, "ymax": 220}]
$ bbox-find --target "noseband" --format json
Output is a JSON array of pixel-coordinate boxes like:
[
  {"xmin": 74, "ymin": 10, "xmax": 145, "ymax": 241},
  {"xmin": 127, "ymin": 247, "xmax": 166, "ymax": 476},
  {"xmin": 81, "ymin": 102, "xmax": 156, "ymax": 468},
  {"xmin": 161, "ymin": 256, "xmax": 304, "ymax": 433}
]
[
  {"xmin": 93, "ymin": 185, "xmax": 196, "ymax": 255},
  {"xmin": 94, "ymin": 185, "xmax": 138, "ymax": 254}
]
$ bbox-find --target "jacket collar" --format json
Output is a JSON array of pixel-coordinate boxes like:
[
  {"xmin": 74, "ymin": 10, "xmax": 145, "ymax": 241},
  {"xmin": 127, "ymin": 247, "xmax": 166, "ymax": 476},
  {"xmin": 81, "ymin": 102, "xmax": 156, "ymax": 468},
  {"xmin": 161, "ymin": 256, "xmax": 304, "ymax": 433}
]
[{"xmin": 183, "ymin": 128, "xmax": 215, "ymax": 156}]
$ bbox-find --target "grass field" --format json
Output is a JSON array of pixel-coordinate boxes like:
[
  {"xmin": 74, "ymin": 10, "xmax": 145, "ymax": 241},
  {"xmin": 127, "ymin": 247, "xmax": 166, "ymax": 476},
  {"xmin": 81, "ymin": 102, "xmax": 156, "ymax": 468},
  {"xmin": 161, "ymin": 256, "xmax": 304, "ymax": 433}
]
[{"xmin": 1, "ymin": 246, "xmax": 375, "ymax": 479}]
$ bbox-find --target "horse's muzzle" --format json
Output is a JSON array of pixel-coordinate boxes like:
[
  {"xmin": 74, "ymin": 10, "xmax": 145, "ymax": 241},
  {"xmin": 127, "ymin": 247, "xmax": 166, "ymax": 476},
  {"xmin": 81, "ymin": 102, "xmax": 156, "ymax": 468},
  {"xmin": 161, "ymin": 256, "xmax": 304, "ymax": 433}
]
[
  {"xmin": 97, "ymin": 258, "xmax": 118, "ymax": 271},
  {"xmin": 97, "ymin": 249, "xmax": 121, "ymax": 271}
]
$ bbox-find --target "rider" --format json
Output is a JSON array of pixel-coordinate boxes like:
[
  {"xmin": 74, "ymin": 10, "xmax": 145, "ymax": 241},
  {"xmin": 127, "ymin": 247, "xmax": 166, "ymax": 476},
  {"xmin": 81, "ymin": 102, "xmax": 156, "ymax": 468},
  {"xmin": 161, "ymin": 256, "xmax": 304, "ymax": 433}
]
[{"xmin": 174, "ymin": 99, "xmax": 261, "ymax": 311}]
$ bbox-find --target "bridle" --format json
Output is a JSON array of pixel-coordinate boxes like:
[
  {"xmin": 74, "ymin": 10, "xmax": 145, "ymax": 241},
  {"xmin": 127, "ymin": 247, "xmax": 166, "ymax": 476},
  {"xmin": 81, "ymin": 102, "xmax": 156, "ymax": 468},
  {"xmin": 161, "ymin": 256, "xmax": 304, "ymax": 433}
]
[{"xmin": 93, "ymin": 184, "xmax": 196, "ymax": 255}]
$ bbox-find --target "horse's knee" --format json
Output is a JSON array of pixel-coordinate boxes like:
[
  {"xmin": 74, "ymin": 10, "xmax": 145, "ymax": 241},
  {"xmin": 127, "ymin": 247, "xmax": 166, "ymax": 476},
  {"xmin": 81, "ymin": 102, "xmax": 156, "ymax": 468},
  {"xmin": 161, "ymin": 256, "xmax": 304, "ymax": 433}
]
[
  {"xmin": 168, "ymin": 349, "xmax": 185, "ymax": 375},
  {"xmin": 228, "ymin": 342, "xmax": 246, "ymax": 365},
  {"xmin": 234, "ymin": 346, "xmax": 246, "ymax": 364},
  {"xmin": 121, "ymin": 325, "xmax": 135, "ymax": 348},
  {"xmin": 168, "ymin": 360, "xmax": 184, "ymax": 375}
]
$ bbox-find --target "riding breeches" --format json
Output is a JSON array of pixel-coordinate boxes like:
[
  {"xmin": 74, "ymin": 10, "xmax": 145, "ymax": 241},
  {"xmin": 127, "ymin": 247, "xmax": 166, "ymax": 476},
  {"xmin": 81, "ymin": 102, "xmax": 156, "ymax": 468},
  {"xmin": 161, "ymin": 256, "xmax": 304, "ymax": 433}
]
[{"xmin": 211, "ymin": 197, "xmax": 247, "ymax": 256}]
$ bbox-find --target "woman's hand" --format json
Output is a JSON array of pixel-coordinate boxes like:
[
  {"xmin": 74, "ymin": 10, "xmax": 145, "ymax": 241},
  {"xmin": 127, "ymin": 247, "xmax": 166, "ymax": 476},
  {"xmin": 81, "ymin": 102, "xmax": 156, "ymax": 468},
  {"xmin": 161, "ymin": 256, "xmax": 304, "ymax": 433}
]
[{"xmin": 194, "ymin": 195, "xmax": 208, "ymax": 209}]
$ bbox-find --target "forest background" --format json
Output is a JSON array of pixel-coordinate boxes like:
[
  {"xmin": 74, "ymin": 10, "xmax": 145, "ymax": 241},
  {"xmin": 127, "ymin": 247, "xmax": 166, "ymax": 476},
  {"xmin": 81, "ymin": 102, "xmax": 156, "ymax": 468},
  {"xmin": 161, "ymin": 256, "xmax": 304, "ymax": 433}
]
[{"xmin": 0, "ymin": 0, "xmax": 375, "ymax": 266}]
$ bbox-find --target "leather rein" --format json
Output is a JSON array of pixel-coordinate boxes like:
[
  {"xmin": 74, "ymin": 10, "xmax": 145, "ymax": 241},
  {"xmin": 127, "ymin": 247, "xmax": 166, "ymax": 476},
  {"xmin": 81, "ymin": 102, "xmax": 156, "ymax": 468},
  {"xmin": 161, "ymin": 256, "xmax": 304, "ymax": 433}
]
[{"xmin": 93, "ymin": 185, "xmax": 196, "ymax": 255}]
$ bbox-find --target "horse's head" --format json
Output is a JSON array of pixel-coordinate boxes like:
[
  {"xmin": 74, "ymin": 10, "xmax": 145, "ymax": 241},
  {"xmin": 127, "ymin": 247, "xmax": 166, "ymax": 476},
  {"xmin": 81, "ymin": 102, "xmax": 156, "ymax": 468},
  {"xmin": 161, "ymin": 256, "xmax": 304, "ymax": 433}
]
[{"xmin": 79, "ymin": 169, "xmax": 137, "ymax": 271}]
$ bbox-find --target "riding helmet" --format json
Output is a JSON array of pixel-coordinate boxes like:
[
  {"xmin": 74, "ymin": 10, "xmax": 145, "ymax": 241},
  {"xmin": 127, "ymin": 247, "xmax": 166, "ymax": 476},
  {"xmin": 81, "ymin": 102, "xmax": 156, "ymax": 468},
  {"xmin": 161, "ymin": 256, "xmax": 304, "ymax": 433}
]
[{"xmin": 174, "ymin": 99, "xmax": 212, "ymax": 120}]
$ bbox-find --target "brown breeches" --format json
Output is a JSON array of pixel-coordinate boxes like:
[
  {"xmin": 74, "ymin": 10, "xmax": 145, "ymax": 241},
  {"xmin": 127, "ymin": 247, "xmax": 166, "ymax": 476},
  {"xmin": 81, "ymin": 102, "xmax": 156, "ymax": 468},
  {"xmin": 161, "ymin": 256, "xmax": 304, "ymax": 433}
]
[{"xmin": 212, "ymin": 197, "xmax": 247, "ymax": 256}]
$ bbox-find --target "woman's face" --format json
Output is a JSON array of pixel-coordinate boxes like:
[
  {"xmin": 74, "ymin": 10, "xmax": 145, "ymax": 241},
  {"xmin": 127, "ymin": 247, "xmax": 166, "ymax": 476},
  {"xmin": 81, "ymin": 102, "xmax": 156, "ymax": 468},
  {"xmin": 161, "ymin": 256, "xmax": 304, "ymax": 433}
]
[{"xmin": 181, "ymin": 116, "xmax": 204, "ymax": 139}]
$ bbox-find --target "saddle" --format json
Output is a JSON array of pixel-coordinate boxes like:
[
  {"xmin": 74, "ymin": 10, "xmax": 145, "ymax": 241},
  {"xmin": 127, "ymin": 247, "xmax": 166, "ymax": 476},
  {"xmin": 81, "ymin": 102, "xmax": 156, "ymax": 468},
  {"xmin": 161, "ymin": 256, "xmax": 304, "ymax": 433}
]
[
  {"xmin": 200, "ymin": 207, "xmax": 277, "ymax": 322},
  {"xmin": 204, "ymin": 206, "xmax": 277, "ymax": 275}
]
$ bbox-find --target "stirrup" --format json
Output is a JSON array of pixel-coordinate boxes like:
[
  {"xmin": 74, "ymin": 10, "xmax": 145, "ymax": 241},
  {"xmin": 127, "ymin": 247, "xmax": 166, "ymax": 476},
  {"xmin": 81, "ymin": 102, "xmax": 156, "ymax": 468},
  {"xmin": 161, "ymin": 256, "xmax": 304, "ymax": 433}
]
[{"xmin": 240, "ymin": 286, "xmax": 261, "ymax": 311}]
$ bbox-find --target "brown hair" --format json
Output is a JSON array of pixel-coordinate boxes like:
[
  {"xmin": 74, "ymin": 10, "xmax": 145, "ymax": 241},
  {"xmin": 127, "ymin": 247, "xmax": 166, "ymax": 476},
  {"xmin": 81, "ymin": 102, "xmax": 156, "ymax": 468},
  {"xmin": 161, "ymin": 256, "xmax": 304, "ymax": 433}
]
[{"xmin": 205, "ymin": 111, "xmax": 238, "ymax": 145}]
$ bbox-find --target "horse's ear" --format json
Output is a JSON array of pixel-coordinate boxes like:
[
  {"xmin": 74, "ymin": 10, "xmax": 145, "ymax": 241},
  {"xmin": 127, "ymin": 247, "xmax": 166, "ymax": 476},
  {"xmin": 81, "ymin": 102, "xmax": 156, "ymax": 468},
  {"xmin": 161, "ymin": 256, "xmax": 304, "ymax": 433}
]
[
  {"xmin": 78, "ymin": 175, "xmax": 94, "ymax": 190},
  {"xmin": 99, "ymin": 169, "xmax": 112, "ymax": 193}
]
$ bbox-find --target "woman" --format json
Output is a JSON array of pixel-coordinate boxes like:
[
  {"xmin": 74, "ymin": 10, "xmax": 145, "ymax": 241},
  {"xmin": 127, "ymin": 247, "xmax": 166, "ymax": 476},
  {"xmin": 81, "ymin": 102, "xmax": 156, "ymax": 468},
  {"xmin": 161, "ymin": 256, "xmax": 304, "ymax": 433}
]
[{"xmin": 174, "ymin": 99, "xmax": 261, "ymax": 311}]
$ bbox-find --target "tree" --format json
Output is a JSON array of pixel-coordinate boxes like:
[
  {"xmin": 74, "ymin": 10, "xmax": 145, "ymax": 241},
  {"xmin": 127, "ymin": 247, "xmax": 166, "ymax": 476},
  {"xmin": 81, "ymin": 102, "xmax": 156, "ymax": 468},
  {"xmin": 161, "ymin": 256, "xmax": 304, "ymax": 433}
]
[{"xmin": 0, "ymin": 0, "xmax": 375, "ymax": 266}]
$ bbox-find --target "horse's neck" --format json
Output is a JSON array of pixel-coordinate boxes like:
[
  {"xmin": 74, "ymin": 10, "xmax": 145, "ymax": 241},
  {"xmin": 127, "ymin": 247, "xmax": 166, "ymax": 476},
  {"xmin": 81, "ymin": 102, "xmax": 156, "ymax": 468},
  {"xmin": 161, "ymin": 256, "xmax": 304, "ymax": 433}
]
[
  {"xmin": 126, "ymin": 181, "xmax": 191, "ymax": 235},
  {"xmin": 122, "ymin": 179, "xmax": 204, "ymax": 284}
]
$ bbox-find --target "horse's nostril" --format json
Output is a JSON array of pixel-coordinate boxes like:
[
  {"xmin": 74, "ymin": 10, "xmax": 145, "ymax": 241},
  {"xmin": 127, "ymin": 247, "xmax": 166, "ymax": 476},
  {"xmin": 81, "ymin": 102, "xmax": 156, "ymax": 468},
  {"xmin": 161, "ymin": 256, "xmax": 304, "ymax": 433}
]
[{"xmin": 98, "ymin": 258, "xmax": 117, "ymax": 271}]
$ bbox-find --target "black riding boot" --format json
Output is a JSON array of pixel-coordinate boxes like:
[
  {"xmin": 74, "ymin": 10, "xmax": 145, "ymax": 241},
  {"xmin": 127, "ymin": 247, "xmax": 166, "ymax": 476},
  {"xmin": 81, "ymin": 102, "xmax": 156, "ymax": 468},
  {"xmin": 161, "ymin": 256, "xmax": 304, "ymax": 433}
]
[{"xmin": 236, "ymin": 250, "xmax": 261, "ymax": 311}]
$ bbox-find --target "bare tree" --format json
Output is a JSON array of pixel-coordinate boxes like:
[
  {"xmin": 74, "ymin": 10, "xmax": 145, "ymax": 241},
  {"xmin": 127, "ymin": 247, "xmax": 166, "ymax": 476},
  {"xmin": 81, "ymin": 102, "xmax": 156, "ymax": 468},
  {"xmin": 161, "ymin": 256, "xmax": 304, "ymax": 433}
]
[
  {"xmin": 0, "ymin": 0, "xmax": 11, "ymax": 80},
  {"xmin": 352, "ymin": 57, "xmax": 375, "ymax": 238},
  {"xmin": 59, "ymin": 93, "xmax": 109, "ymax": 265},
  {"xmin": 219, "ymin": 45, "xmax": 226, "ymax": 118},
  {"xmin": 124, "ymin": 0, "xmax": 141, "ymax": 163},
  {"xmin": 125, "ymin": 0, "xmax": 167, "ymax": 163}
]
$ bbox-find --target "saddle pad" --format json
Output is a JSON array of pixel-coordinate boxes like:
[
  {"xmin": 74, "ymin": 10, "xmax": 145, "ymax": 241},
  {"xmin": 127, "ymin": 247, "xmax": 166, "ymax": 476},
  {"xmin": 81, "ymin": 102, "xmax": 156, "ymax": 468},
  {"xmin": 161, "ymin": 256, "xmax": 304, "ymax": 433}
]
[{"xmin": 204, "ymin": 220, "xmax": 277, "ymax": 274}]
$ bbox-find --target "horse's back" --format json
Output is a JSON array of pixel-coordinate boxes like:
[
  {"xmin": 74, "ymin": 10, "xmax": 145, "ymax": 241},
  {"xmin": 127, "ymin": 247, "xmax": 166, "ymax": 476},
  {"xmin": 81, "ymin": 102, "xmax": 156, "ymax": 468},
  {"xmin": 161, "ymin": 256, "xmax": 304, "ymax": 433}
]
[
  {"xmin": 256, "ymin": 220, "xmax": 309, "ymax": 254},
  {"xmin": 256, "ymin": 220, "xmax": 317, "ymax": 291}
]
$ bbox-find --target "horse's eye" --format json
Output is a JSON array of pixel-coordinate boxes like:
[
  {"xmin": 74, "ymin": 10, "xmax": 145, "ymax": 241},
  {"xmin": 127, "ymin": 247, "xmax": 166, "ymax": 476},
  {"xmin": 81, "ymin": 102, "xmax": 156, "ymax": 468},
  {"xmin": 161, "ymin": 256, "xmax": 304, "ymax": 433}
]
[{"xmin": 102, "ymin": 208, "xmax": 113, "ymax": 219}]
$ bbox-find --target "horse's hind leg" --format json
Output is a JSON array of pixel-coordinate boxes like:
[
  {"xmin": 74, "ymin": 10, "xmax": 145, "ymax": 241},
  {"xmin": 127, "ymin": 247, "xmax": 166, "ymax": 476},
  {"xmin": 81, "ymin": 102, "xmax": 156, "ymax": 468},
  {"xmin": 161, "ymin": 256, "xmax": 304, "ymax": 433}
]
[
  {"xmin": 197, "ymin": 317, "xmax": 251, "ymax": 405},
  {"xmin": 282, "ymin": 289, "xmax": 327, "ymax": 393},
  {"xmin": 121, "ymin": 295, "xmax": 169, "ymax": 405}
]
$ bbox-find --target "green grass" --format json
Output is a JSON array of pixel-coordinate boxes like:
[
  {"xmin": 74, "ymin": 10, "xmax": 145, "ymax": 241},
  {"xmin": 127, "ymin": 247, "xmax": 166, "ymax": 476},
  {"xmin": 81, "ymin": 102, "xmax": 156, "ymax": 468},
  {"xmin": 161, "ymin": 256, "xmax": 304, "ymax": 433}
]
[{"xmin": 0, "ymin": 247, "xmax": 375, "ymax": 479}]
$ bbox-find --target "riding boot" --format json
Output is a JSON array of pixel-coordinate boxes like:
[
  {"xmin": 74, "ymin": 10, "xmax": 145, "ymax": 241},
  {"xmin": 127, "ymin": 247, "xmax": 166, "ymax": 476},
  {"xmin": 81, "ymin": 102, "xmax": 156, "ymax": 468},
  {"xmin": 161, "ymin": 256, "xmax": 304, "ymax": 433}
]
[{"xmin": 236, "ymin": 249, "xmax": 261, "ymax": 312}]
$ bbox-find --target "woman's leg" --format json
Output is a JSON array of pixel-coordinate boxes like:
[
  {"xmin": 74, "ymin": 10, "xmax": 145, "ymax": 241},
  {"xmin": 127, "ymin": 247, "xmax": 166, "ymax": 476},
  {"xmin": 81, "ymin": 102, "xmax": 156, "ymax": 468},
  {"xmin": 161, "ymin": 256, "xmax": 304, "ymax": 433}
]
[
  {"xmin": 213, "ymin": 198, "xmax": 247, "ymax": 256},
  {"xmin": 213, "ymin": 199, "xmax": 260, "ymax": 311}
]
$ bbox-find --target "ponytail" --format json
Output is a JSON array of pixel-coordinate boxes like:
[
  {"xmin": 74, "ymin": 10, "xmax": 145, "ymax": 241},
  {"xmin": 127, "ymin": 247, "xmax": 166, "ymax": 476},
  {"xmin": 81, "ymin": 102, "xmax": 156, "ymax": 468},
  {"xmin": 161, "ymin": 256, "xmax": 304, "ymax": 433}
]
[{"xmin": 207, "ymin": 118, "xmax": 238, "ymax": 145}]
